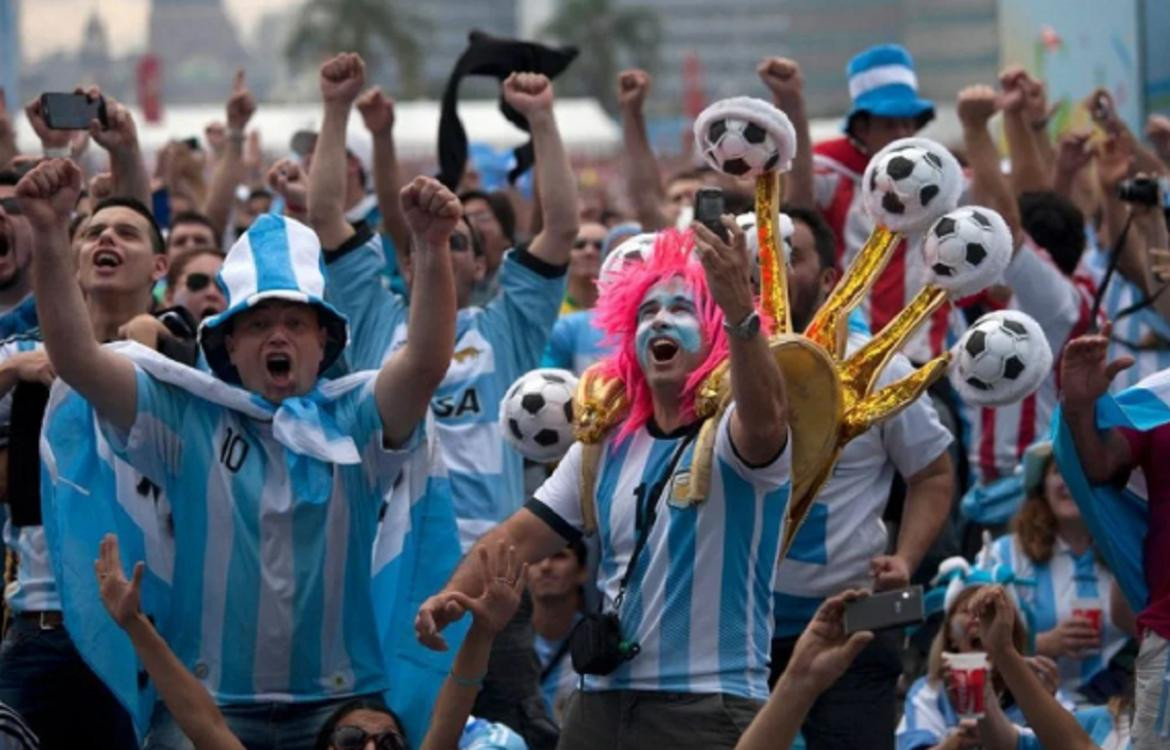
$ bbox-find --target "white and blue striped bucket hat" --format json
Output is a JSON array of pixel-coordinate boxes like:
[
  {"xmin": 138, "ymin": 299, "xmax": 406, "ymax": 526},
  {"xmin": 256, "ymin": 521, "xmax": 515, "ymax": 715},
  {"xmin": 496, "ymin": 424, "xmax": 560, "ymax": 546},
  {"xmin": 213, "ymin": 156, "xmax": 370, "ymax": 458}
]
[{"xmin": 198, "ymin": 214, "xmax": 349, "ymax": 384}]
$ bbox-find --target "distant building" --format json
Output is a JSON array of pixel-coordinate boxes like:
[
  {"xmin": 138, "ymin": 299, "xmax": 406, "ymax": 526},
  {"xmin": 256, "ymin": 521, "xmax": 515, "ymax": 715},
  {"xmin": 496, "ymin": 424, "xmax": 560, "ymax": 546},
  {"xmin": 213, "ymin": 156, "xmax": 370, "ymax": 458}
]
[
  {"xmin": 417, "ymin": 0, "xmax": 519, "ymax": 94},
  {"xmin": 147, "ymin": 0, "xmax": 250, "ymax": 102},
  {"xmin": 77, "ymin": 11, "xmax": 111, "ymax": 86}
]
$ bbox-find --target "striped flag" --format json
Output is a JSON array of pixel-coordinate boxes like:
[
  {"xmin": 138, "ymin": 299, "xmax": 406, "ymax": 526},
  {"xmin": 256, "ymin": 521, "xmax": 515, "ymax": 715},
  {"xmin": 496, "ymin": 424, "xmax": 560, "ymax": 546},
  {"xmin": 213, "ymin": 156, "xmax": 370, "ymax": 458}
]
[{"xmin": 1051, "ymin": 367, "xmax": 1170, "ymax": 613}]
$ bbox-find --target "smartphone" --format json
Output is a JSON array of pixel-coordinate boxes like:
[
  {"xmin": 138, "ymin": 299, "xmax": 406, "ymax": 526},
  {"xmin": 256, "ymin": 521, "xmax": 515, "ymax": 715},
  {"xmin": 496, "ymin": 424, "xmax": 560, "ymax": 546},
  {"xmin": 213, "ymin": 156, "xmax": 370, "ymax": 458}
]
[
  {"xmin": 693, "ymin": 187, "xmax": 727, "ymax": 240},
  {"xmin": 843, "ymin": 586, "xmax": 925, "ymax": 634},
  {"xmin": 181, "ymin": 136, "xmax": 201, "ymax": 151},
  {"xmin": 40, "ymin": 92, "xmax": 107, "ymax": 130}
]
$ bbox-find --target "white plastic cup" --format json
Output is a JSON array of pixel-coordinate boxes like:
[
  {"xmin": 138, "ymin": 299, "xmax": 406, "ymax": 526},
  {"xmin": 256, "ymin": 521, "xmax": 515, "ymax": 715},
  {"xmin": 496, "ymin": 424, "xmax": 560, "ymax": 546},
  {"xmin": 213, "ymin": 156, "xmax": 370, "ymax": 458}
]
[{"xmin": 942, "ymin": 651, "xmax": 990, "ymax": 719}]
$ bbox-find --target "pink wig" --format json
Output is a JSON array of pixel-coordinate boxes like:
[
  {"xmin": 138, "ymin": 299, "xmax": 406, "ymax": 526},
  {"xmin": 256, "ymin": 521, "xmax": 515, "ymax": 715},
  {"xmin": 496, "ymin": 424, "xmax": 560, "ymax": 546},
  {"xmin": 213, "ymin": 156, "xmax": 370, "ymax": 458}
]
[{"xmin": 593, "ymin": 228, "xmax": 765, "ymax": 444}]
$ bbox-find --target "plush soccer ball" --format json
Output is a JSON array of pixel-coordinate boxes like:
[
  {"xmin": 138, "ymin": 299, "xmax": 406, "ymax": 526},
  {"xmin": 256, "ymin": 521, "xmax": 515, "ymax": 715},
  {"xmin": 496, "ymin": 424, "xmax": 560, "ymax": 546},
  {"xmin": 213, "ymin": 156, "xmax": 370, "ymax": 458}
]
[
  {"xmin": 599, "ymin": 231, "xmax": 656, "ymax": 285},
  {"xmin": 953, "ymin": 310, "xmax": 1052, "ymax": 407},
  {"xmin": 862, "ymin": 137, "xmax": 963, "ymax": 232},
  {"xmin": 694, "ymin": 97, "xmax": 797, "ymax": 178},
  {"xmin": 923, "ymin": 206, "xmax": 1012, "ymax": 298},
  {"xmin": 499, "ymin": 368, "xmax": 579, "ymax": 463}
]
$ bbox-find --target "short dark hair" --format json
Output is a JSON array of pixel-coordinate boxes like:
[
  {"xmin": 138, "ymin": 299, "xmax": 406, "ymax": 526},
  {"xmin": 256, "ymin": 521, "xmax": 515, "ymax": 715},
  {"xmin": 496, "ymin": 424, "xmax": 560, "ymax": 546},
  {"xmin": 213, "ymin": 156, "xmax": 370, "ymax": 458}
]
[
  {"xmin": 92, "ymin": 197, "xmax": 166, "ymax": 255},
  {"xmin": 459, "ymin": 215, "xmax": 485, "ymax": 257},
  {"xmin": 458, "ymin": 189, "xmax": 516, "ymax": 244},
  {"xmin": 782, "ymin": 204, "xmax": 837, "ymax": 271},
  {"xmin": 313, "ymin": 697, "xmax": 405, "ymax": 750},
  {"xmin": 567, "ymin": 537, "xmax": 587, "ymax": 567},
  {"xmin": 170, "ymin": 210, "xmax": 217, "ymax": 236},
  {"xmin": 1018, "ymin": 191, "xmax": 1085, "ymax": 276}
]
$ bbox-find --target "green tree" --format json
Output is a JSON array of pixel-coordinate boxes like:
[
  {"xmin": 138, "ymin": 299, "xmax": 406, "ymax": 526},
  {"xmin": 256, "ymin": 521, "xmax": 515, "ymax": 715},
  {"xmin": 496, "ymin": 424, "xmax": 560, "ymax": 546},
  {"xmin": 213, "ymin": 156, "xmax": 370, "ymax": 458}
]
[
  {"xmin": 285, "ymin": 0, "xmax": 428, "ymax": 97},
  {"xmin": 542, "ymin": 0, "xmax": 660, "ymax": 114}
]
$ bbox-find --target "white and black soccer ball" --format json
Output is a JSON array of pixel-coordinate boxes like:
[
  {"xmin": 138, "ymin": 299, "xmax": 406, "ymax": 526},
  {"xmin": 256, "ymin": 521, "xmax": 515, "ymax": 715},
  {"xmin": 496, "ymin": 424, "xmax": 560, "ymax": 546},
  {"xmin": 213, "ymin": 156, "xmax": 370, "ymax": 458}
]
[
  {"xmin": 694, "ymin": 97, "xmax": 796, "ymax": 178},
  {"xmin": 923, "ymin": 206, "xmax": 1012, "ymax": 298},
  {"xmin": 499, "ymin": 368, "xmax": 579, "ymax": 463},
  {"xmin": 600, "ymin": 232, "xmax": 656, "ymax": 285},
  {"xmin": 862, "ymin": 137, "xmax": 963, "ymax": 232},
  {"xmin": 953, "ymin": 310, "xmax": 1052, "ymax": 407}
]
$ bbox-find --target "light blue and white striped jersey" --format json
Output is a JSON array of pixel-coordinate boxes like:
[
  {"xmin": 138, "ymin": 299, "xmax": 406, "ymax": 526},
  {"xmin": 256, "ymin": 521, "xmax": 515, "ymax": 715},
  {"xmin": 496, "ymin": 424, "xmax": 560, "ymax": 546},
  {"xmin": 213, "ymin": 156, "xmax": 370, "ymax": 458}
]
[
  {"xmin": 1016, "ymin": 705, "xmax": 1131, "ymax": 750},
  {"xmin": 101, "ymin": 366, "xmax": 413, "ymax": 704},
  {"xmin": 530, "ymin": 407, "xmax": 791, "ymax": 699},
  {"xmin": 324, "ymin": 237, "xmax": 566, "ymax": 549},
  {"xmin": 774, "ymin": 332, "xmax": 951, "ymax": 637},
  {"xmin": 0, "ymin": 335, "xmax": 57, "ymax": 614},
  {"xmin": 540, "ymin": 309, "xmax": 608, "ymax": 377},
  {"xmin": 1079, "ymin": 245, "xmax": 1170, "ymax": 393},
  {"xmin": 992, "ymin": 533, "xmax": 1128, "ymax": 698},
  {"xmin": 534, "ymin": 627, "xmax": 579, "ymax": 723},
  {"xmin": 897, "ymin": 676, "xmax": 1037, "ymax": 750}
]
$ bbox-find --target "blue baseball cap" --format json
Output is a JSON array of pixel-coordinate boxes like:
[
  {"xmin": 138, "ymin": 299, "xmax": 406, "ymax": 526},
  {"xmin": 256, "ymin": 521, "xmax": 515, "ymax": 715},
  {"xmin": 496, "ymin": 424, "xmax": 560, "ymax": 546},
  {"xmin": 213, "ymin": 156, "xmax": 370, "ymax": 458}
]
[{"xmin": 844, "ymin": 44, "xmax": 935, "ymax": 133}]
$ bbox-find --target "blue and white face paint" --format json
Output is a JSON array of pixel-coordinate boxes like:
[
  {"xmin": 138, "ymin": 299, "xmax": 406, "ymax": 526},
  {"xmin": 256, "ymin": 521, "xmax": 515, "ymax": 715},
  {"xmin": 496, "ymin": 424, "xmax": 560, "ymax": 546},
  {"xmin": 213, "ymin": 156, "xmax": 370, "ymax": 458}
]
[{"xmin": 635, "ymin": 276, "xmax": 703, "ymax": 372}]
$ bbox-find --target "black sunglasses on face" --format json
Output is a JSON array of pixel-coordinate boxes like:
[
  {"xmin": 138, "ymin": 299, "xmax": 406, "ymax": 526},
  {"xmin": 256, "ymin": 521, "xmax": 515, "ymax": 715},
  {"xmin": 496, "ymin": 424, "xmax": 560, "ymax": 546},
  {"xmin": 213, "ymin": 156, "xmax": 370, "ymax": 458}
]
[
  {"xmin": 184, "ymin": 272, "xmax": 213, "ymax": 292},
  {"xmin": 449, "ymin": 233, "xmax": 471, "ymax": 252},
  {"xmin": 330, "ymin": 725, "xmax": 406, "ymax": 750},
  {"xmin": 573, "ymin": 238, "xmax": 603, "ymax": 250}
]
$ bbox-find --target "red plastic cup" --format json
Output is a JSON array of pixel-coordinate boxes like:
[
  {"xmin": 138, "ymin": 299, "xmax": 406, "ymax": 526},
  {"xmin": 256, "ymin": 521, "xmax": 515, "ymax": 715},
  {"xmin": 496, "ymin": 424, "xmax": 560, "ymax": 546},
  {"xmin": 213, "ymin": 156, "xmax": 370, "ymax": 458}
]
[
  {"xmin": 1071, "ymin": 600, "xmax": 1104, "ymax": 654},
  {"xmin": 942, "ymin": 652, "xmax": 989, "ymax": 719}
]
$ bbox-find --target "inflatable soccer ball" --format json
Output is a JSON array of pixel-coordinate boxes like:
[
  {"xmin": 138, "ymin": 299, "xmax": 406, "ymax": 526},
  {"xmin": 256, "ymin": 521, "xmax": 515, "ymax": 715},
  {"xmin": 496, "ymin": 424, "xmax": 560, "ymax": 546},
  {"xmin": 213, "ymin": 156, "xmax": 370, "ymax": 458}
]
[
  {"xmin": 600, "ymin": 231, "xmax": 656, "ymax": 285},
  {"xmin": 694, "ymin": 97, "xmax": 797, "ymax": 178},
  {"xmin": 924, "ymin": 206, "xmax": 1012, "ymax": 298},
  {"xmin": 499, "ymin": 368, "xmax": 579, "ymax": 463},
  {"xmin": 954, "ymin": 310, "xmax": 1052, "ymax": 407},
  {"xmin": 862, "ymin": 137, "xmax": 963, "ymax": 232}
]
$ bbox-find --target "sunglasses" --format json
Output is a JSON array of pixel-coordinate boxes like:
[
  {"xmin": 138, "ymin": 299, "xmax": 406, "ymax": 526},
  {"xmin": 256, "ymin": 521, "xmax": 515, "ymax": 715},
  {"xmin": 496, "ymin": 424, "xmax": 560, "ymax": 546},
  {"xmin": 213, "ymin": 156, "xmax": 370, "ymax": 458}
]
[
  {"xmin": 0, "ymin": 197, "xmax": 21, "ymax": 216},
  {"xmin": 573, "ymin": 238, "xmax": 603, "ymax": 250},
  {"xmin": 449, "ymin": 233, "xmax": 471, "ymax": 252},
  {"xmin": 330, "ymin": 726, "xmax": 406, "ymax": 750},
  {"xmin": 184, "ymin": 272, "xmax": 214, "ymax": 292}
]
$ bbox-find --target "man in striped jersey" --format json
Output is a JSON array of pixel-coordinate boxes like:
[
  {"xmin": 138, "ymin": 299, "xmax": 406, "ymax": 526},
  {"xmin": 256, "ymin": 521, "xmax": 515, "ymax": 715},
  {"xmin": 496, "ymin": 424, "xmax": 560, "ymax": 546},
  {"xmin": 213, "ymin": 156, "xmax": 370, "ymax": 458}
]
[
  {"xmin": 18, "ymin": 152, "xmax": 457, "ymax": 750},
  {"xmin": 760, "ymin": 46, "xmax": 949, "ymax": 363},
  {"xmin": 418, "ymin": 221, "xmax": 791, "ymax": 748}
]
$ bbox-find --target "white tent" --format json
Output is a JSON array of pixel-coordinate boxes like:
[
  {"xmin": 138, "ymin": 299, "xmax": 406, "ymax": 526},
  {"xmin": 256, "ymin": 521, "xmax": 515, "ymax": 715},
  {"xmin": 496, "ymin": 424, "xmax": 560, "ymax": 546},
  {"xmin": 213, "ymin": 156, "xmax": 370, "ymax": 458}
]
[{"xmin": 15, "ymin": 98, "xmax": 622, "ymax": 164}]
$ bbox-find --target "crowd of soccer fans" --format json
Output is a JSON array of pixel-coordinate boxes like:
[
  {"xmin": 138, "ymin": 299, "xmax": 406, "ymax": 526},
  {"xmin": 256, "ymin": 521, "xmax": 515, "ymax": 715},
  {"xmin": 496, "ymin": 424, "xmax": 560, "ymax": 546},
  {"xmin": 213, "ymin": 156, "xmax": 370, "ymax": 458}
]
[{"xmin": 0, "ymin": 33, "xmax": 1167, "ymax": 750}]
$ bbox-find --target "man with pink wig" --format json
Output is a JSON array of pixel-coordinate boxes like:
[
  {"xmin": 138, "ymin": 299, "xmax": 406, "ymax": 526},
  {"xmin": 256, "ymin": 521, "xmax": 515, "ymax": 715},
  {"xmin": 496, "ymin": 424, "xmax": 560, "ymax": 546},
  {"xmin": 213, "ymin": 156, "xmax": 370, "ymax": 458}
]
[{"xmin": 417, "ymin": 218, "xmax": 792, "ymax": 747}]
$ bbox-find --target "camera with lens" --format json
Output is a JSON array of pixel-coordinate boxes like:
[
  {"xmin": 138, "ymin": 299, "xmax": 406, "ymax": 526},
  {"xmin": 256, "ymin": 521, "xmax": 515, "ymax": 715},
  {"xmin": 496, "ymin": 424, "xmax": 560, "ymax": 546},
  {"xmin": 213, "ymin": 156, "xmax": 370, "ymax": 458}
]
[{"xmin": 1117, "ymin": 176, "xmax": 1170, "ymax": 209}]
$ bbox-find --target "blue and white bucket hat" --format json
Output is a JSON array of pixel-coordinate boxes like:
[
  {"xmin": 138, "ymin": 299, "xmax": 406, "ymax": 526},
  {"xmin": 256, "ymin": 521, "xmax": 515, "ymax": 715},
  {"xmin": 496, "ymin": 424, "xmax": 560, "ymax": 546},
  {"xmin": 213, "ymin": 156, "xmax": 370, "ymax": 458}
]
[
  {"xmin": 198, "ymin": 214, "xmax": 349, "ymax": 384},
  {"xmin": 845, "ymin": 44, "xmax": 935, "ymax": 133}
]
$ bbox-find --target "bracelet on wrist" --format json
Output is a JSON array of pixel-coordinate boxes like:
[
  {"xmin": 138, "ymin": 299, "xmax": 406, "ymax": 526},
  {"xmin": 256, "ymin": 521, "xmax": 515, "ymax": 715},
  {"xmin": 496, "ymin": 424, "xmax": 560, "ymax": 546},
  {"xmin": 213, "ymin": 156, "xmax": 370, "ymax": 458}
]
[
  {"xmin": 43, "ymin": 146, "xmax": 69, "ymax": 159},
  {"xmin": 448, "ymin": 670, "xmax": 486, "ymax": 689}
]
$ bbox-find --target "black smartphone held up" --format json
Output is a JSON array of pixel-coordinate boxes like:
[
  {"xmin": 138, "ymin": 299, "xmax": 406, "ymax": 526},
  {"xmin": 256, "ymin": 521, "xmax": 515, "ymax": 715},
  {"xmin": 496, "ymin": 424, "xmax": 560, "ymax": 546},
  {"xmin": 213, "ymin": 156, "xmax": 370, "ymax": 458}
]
[
  {"xmin": 181, "ymin": 136, "xmax": 202, "ymax": 151},
  {"xmin": 693, "ymin": 186, "xmax": 727, "ymax": 240},
  {"xmin": 843, "ymin": 586, "xmax": 925, "ymax": 634},
  {"xmin": 40, "ymin": 92, "xmax": 107, "ymax": 130}
]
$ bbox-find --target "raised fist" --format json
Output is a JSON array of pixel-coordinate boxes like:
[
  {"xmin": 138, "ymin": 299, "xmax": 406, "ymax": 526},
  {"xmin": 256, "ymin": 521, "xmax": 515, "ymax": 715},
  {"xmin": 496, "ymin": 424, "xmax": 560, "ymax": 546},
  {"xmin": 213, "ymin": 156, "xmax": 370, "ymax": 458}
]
[
  {"xmin": 1055, "ymin": 131, "xmax": 1093, "ymax": 177},
  {"xmin": 617, "ymin": 69, "xmax": 651, "ymax": 111},
  {"xmin": 89, "ymin": 171, "xmax": 114, "ymax": 203},
  {"xmin": 956, "ymin": 84, "xmax": 1000, "ymax": 130},
  {"xmin": 400, "ymin": 176, "xmax": 461, "ymax": 248},
  {"xmin": 1145, "ymin": 114, "xmax": 1170, "ymax": 155},
  {"xmin": 757, "ymin": 57, "xmax": 804, "ymax": 102},
  {"xmin": 77, "ymin": 88, "xmax": 139, "ymax": 154},
  {"xmin": 502, "ymin": 72, "xmax": 554, "ymax": 118},
  {"xmin": 226, "ymin": 69, "xmax": 256, "ymax": 131},
  {"xmin": 319, "ymin": 53, "xmax": 366, "ymax": 106},
  {"xmin": 266, "ymin": 158, "xmax": 308, "ymax": 214},
  {"xmin": 356, "ymin": 87, "xmax": 396, "ymax": 136},
  {"xmin": 15, "ymin": 158, "xmax": 82, "ymax": 231}
]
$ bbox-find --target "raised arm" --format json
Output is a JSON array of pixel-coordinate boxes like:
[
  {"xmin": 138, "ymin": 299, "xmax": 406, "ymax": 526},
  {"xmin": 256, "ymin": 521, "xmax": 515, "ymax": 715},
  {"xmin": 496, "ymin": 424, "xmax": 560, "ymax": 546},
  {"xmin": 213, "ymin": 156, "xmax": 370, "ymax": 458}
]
[
  {"xmin": 737, "ymin": 591, "xmax": 873, "ymax": 750},
  {"xmin": 23, "ymin": 96, "xmax": 79, "ymax": 161},
  {"xmin": 694, "ymin": 217, "xmax": 788, "ymax": 465},
  {"xmin": 96, "ymin": 535, "xmax": 244, "ymax": 750},
  {"xmin": 374, "ymin": 176, "xmax": 457, "ymax": 446},
  {"xmin": 308, "ymin": 52, "xmax": 364, "ymax": 250},
  {"xmin": 1052, "ymin": 131, "xmax": 1094, "ymax": 206},
  {"xmin": 1059, "ymin": 325, "xmax": 1135, "ymax": 484},
  {"xmin": 618, "ymin": 69, "xmax": 669, "ymax": 231},
  {"xmin": 958, "ymin": 85, "xmax": 1023, "ymax": 247},
  {"xmin": 872, "ymin": 451, "xmax": 953, "ymax": 591},
  {"xmin": 419, "ymin": 541, "xmax": 527, "ymax": 750},
  {"xmin": 1089, "ymin": 89, "xmax": 1165, "ymax": 175},
  {"xmin": 999, "ymin": 68, "xmax": 1050, "ymax": 195},
  {"xmin": 80, "ymin": 88, "xmax": 152, "ymax": 208},
  {"xmin": 356, "ymin": 87, "xmax": 411, "ymax": 273},
  {"xmin": 266, "ymin": 158, "xmax": 309, "ymax": 225},
  {"xmin": 969, "ymin": 586, "xmax": 1098, "ymax": 750},
  {"xmin": 1145, "ymin": 114, "xmax": 1170, "ymax": 170},
  {"xmin": 203, "ymin": 70, "xmax": 256, "ymax": 237},
  {"xmin": 504, "ymin": 73, "xmax": 578, "ymax": 266},
  {"xmin": 18, "ymin": 159, "xmax": 138, "ymax": 431},
  {"xmin": 757, "ymin": 57, "xmax": 814, "ymax": 209}
]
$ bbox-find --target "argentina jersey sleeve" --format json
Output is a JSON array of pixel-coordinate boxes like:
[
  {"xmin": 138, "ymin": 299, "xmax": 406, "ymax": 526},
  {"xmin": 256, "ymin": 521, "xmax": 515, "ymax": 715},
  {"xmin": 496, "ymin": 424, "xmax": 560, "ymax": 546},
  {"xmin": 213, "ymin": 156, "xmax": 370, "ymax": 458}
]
[
  {"xmin": 527, "ymin": 441, "xmax": 585, "ymax": 542},
  {"xmin": 322, "ymin": 228, "xmax": 408, "ymax": 372},
  {"xmin": 97, "ymin": 365, "xmax": 191, "ymax": 489},
  {"xmin": 329, "ymin": 373, "xmax": 426, "ymax": 496},
  {"xmin": 482, "ymin": 247, "xmax": 568, "ymax": 375},
  {"xmin": 714, "ymin": 404, "xmax": 792, "ymax": 491}
]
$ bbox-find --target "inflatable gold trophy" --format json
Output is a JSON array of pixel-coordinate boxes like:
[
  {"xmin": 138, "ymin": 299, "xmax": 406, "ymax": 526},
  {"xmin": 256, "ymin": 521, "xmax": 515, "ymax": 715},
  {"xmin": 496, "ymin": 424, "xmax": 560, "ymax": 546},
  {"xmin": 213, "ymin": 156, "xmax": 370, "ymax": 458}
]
[{"xmin": 570, "ymin": 97, "xmax": 1052, "ymax": 556}]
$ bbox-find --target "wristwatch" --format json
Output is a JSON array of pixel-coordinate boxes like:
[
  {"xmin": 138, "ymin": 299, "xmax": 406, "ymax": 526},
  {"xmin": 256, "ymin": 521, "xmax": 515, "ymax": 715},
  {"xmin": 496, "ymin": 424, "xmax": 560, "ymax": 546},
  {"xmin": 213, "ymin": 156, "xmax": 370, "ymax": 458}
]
[{"xmin": 723, "ymin": 310, "xmax": 761, "ymax": 341}]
